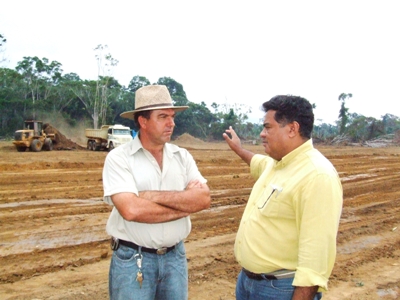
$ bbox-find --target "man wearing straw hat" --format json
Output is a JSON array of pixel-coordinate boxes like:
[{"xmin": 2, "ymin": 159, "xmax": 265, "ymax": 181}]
[{"xmin": 102, "ymin": 84, "xmax": 211, "ymax": 300}]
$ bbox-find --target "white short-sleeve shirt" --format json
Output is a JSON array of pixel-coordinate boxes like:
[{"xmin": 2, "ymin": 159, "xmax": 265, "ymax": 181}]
[{"xmin": 102, "ymin": 135, "xmax": 206, "ymax": 248}]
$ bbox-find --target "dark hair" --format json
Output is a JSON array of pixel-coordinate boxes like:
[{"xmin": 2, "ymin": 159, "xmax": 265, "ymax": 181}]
[
  {"xmin": 133, "ymin": 110, "xmax": 152, "ymax": 129},
  {"xmin": 262, "ymin": 95, "xmax": 314, "ymax": 139}
]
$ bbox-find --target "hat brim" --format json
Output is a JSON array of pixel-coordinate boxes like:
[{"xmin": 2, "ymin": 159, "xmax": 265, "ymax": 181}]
[{"xmin": 120, "ymin": 105, "xmax": 188, "ymax": 120}]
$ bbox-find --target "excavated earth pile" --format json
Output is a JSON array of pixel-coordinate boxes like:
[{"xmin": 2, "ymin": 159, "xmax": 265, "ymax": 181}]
[{"xmin": 43, "ymin": 123, "xmax": 86, "ymax": 150}]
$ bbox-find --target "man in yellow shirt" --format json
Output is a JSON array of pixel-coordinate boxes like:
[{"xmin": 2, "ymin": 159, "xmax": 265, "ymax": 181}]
[{"xmin": 223, "ymin": 95, "xmax": 343, "ymax": 300}]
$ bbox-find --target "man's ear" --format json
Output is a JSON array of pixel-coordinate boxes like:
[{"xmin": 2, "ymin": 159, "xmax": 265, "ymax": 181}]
[
  {"xmin": 288, "ymin": 121, "xmax": 300, "ymax": 137},
  {"xmin": 138, "ymin": 116, "xmax": 147, "ymax": 129}
]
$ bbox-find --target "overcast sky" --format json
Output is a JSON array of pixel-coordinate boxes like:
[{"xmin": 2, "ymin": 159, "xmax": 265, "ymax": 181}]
[{"xmin": 1, "ymin": 0, "xmax": 399, "ymax": 124}]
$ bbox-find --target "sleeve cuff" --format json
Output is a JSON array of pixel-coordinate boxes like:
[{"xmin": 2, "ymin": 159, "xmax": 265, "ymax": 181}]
[{"xmin": 293, "ymin": 267, "xmax": 329, "ymax": 291}]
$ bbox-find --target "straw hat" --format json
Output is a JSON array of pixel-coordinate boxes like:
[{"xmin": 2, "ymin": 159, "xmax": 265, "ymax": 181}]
[{"xmin": 120, "ymin": 85, "xmax": 188, "ymax": 119}]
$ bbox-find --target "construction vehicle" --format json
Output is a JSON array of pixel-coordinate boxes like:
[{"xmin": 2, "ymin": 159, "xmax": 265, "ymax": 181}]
[
  {"xmin": 13, "ymin": 120, "xmax": 56, "ymax": 152},
  {"xmin": 85, "ymin": 124, "xmax": 132, "ymax": 151}
]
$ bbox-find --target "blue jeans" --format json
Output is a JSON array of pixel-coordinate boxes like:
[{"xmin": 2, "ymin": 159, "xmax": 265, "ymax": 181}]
[
  {"xmin": 236, "ymin": 269, "xmax": 322, "ymax": 300},
  {"xmin": 109, "ymin": 241, "xmax": 188, "ymax": 300}
]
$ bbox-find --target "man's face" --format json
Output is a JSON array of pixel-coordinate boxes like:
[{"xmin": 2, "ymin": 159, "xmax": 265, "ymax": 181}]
[
  {"xmin": 142, "ymin": 108, "xmax": 176, "ymax": 144},
  {"xmin": 260, "ymin": 110, "xmax": 291, "ymax": 161}
]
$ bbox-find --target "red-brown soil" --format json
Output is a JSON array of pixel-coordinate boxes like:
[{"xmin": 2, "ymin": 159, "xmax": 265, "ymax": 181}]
[{"xmin": 0, "ymin": 134, "xmax": 399, "ymax": 299}]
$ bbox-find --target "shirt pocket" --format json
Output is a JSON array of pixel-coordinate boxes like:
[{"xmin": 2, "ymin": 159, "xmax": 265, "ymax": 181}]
[
  {"xmin": 258, "ymin": 189, "xmax": 295, "ymax": 220},
  {"xmin": 257, "ymin": 185, "xmax": 281, "ymax": 217}
]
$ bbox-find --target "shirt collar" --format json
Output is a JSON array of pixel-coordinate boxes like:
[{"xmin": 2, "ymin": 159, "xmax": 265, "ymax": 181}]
[
  {"xmin": 128, "ymin": 132, "xmax": 180, "ymax": 158},
  {"xmin": 128, "ymin": 133, "xmax": 144, "ymax": 155},
  {"xmin": 276, "ymin": 139, "xmax": 314, "ymax": 168}
]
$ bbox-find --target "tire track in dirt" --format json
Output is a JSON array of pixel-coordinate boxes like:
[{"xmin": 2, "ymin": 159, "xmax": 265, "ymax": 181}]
[{"xmin": 1, "ymin": 143, "xmax": 400, "ymax": 299}]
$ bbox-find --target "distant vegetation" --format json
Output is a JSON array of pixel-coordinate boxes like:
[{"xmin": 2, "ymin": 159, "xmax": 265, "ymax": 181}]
[{"xmin": 1, "ymin": 36, "xmax": 400, "ymax": 143}]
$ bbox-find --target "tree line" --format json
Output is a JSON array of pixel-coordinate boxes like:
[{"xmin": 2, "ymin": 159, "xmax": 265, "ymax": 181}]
[
  {"xmin": 315, "ymin": 93, "xmax": 400, "ymax": 143},
  {"xmin": 0, "ymin": 59, "xmax": 258, "ymax": 140},
  {"xmin": 1, "ymin": 37, "xmax": 399, "ymax": 143}
]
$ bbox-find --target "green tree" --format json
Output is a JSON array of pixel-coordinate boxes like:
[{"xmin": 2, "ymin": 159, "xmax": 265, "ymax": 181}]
[
  {"xmin": 0, "ymin": 34, "xmax": 5, "ymax": 47},
  {"xmin": 128, "ymin": 75, "xmax": 151, "ymax": 93},
  {"xmin": 382, "ymin": 114, "xmax": 400, "ymax": 134},
  {"xmin": 99, "ymin": 76, "xmax": 123, "ymax": 125},
  {"xmin": 209, "ymin": 102, "xmax": 253, "ymax": 140},
  {"xmin": 344, "ymin": 113, "xmax": 385, "ymax": 142},
  {"xmin": 15, "ymin": 56, "xmax": 63, "ymax": 118},
  {"xmin": 209, "ymin": 107, "xmax": 237, "ymax": 140},
  {"xmin": 70, "ymin": 79, "xmax": 99, "ymax": 127},
  {"xmin": 0, "ymin": 68, "xmax": 26, "ymax": 134},
  {"xmin": 46, "ymin": 72, "xmax": 81, "ymax": 114},
  {"xmin": 94, "ymin": 44, "xmax": 119, "ymax": 128},
  {"xmin": 313, "ymin": 122, "xmax": 338, "ymax": 140},
  {"xmin": 173, "ymin": 101, "xmax": 215, "ymax": 138},
  {"xmin": 366, "ymin": 118, "xmax": 384, "ymax": 140},
  {"xmin": 338, "ymin": 93, "xmax": 352, "ymax": 134},
  {"xmin": 157, "ymin": 77, "xmax": 189, "ymax": 107},
  {"xmin": 211, "ymin": 102, "xmax": 219, "ymax": 114},
  {"xmin": 0, "ymin": 33, "xmax": 7, "ymax": 65},
  {"xmin": 110, "ymin": 86, "xmax": 136, "ymax": 128},
  {"xmin": 68, "ymin": 45, "xmax": 119, "ymax": 129}
]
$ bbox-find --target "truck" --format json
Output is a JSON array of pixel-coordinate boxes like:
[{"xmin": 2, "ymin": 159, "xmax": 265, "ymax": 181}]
[
  {"xmin": 13, "ymin": 120, "xmax": 56, "ymax": 152},
  {"xmin": 85, "ymin": 124, "xmax": 132, "ymax": 151}
]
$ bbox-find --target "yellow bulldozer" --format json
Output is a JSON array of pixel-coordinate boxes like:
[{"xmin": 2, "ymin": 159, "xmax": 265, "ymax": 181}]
[{"xmin": 13, "ymin": 120, "xmax": 56, "ymax": 152}]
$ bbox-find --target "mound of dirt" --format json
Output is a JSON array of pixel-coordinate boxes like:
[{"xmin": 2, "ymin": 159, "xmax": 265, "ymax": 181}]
[
  {"xmin": 174, "ymin": 133, "xmax": 205, "ymax": 145},
  {"xmin": 43, "ymin": 123, "xmax": 85, "ymax": 150}
]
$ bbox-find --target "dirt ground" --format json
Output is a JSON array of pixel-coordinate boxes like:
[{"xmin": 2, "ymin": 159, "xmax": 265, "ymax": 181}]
[{"xmin": 0, "ymin": 134, "xmax": 399, "ymax": 300}]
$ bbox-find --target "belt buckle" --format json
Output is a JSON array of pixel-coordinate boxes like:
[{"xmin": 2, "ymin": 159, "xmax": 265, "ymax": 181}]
[{"xmin": 156, "ymin": 247, "xmax": 167, "ymax": 255}]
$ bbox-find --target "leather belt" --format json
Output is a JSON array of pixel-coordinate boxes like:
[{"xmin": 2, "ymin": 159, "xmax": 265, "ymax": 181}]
[
  {"xmin": 118, "ymin": 239, "xmax": 175, "ymax": 255},
  {"xmin": 243, "ymin": 268, "xmax": 295, "ymax": 280}
]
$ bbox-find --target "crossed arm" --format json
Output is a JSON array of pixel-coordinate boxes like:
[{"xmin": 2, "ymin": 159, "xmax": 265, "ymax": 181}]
[{"xmin": 111, "ymin": 180, "xmax": 211, "ymax": 223}]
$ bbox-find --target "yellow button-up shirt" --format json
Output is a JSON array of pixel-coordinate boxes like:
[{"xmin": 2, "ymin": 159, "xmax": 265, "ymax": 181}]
[{"xmin": 234, "ymin": 139, "xmax": 342, "ymax": 291}]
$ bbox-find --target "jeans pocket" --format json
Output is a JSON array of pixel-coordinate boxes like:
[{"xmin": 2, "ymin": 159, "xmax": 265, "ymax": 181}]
[
  {"xmin": 114, "ymin": 244, "xmax": 137, "ymax": 262},
  {"xmin": 270, "ymin": 278, "xmax": 295, "ymax": 292},
  {"xmin": 174, "ymin": 241, "xmax": 186, "ymax": 258}
]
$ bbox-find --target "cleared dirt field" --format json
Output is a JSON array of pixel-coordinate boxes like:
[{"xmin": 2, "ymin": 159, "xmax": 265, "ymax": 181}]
[{"xmin": 0, "ymin": 137, "xmax": 399, "ymax": 300}]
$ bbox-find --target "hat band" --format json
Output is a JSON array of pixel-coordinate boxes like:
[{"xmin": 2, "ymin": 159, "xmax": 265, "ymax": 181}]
[{"xmin": 136, "ymin": 102, "xmax": 174, "ymax": 110}]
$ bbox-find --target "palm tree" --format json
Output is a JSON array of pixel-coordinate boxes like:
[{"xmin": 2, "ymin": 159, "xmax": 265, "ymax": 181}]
[{"xmin": 338, "ymin": 93, "xmax": 352, "ymax": 134}]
